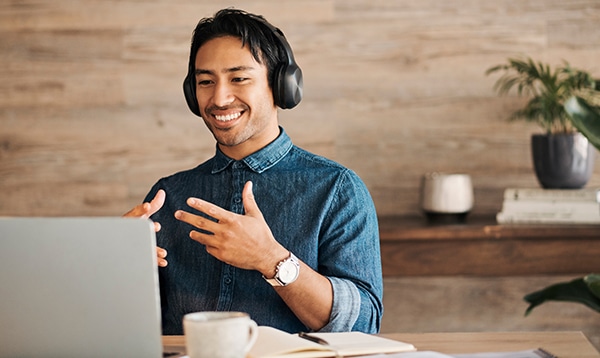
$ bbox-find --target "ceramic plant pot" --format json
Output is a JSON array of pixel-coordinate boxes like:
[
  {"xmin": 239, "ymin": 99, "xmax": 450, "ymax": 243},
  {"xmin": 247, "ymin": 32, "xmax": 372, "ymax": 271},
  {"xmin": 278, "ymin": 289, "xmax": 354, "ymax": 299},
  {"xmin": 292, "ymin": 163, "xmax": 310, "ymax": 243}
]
[{"xmin": 531, "ymin": 132, "xmax": 595, "ymax": 189}]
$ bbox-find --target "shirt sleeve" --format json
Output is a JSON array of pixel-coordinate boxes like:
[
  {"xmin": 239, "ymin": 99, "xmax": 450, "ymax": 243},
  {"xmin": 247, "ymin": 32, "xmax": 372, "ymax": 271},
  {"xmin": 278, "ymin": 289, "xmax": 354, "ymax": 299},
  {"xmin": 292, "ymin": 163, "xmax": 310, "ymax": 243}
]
[
  {"xmin": 316, "ymin": 169, "xmax": 384, "ymax": 333},
  {"xmin": 319, "ymin": 277, "xmax": 361, "ymax": 332}
]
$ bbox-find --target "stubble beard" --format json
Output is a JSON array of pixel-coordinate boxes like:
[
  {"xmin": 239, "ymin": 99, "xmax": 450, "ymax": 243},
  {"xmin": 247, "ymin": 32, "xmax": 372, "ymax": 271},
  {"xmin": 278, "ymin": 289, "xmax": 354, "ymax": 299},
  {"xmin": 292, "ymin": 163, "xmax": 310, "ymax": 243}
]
[{"xmin": 203, "ymin": 117, "xmax": 255, "ymax": 149}]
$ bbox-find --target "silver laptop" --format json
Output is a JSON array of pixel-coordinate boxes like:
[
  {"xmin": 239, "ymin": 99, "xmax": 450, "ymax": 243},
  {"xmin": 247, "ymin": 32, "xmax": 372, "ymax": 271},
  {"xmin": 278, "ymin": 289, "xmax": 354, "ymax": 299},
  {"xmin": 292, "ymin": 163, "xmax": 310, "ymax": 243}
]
[{"xmin": 0, "ymin": 217, "xmax": 164, "ymax": 358}]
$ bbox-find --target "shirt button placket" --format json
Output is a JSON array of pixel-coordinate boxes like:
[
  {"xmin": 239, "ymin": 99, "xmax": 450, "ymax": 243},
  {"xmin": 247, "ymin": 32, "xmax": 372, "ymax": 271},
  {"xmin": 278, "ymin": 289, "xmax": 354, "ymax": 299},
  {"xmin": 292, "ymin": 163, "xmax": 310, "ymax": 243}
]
[
  {"xmin": 216, "ymin": 161, "xmax": 245, "ymax": 311},
  {"xmin": 231, "ymin": 161, "xmax": 245, "ymax": 215}
]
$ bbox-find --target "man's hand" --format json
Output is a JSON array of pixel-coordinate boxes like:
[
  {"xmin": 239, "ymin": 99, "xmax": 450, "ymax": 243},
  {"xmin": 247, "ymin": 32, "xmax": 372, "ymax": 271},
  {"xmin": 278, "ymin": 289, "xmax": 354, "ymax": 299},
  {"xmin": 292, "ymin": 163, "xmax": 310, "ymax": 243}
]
[
  {"xmin": 123, "ymin": 189, "xmax": 168, "ymax": 267},
  {"xmin": 175, "ymin": 182, "xmax": 333, "ymax": 330},
  {"xmin": 174, "ymin": 181, "xmax": 288, "ymax": 276}
]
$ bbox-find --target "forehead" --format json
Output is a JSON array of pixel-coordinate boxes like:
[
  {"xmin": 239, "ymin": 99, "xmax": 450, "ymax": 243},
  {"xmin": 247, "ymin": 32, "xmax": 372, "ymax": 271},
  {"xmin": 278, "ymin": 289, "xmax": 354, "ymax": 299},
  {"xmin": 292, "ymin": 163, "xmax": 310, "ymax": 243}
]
[{"xmin": 194, "ymin": 36, "xmax": 264, "ymax": 72}]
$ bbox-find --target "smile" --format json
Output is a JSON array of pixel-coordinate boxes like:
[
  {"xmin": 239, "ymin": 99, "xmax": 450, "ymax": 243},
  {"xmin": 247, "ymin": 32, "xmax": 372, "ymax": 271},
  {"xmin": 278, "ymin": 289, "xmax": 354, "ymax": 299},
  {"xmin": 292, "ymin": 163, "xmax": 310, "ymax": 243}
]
[{"xmin": 214, "ymin": 112, "xmax": 242, "ymax": 122}]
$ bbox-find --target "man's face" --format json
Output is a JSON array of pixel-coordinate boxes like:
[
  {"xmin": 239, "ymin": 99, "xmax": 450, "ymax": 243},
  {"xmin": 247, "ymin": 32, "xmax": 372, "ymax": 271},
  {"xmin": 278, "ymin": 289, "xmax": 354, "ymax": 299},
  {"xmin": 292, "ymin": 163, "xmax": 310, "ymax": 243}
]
[{"xmin": 194, "ymin": 36, "xmax": 279, "ymax": 160}]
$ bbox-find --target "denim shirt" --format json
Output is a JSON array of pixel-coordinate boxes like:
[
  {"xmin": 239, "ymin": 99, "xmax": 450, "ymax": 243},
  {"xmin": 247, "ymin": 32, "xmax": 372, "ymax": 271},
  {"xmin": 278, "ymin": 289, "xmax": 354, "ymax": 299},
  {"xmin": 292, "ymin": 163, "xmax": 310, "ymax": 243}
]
[{"xmin": 145, "ymin": 128, "xmax": 383, "ymax": 335}]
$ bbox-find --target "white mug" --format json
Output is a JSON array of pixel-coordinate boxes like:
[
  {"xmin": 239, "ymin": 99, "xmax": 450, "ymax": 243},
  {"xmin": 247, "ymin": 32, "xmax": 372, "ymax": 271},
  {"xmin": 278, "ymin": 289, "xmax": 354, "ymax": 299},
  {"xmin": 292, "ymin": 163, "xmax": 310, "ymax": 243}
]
[{"xmin": 183, "ymin": 311, "xmax": 258, "ymax": 358}]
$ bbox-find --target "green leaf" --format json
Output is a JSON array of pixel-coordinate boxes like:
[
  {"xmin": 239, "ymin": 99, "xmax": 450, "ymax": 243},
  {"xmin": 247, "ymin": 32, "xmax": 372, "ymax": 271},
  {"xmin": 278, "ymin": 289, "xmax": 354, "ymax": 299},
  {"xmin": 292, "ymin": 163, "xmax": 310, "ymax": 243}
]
[
  {"xmin": 523, "ymin": 277, "xmax": 600, "ymax": 316},
  {"xmin": 487, "ymin": 57, "xmax": 597, "ymax": 133},
  {"xmin": 584, "ymin": 274, "xmax": 600, "ymax": 299},
  {"xmin": 564, "ymin": 96, "xmax": 600, "ymax": 151}
]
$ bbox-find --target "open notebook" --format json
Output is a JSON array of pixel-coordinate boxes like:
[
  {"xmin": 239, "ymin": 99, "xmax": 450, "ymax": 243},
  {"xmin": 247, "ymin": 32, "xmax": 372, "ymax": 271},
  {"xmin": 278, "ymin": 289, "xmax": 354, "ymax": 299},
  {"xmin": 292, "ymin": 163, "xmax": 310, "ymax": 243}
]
[{"xmin": 248, "ymin": 326, "xmax": 416, "ymax": 358}]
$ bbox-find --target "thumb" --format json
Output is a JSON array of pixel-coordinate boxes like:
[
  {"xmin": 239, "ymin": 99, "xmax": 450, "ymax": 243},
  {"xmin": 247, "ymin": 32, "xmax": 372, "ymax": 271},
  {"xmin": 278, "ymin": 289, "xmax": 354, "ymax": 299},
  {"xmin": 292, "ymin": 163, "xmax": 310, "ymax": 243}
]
[
  {"xmin": 242, "ymin": 181, "xmax": 262, "ymax": 218},
  {"xmin": 148, "ymin": 189, "xmax": 166, "ymax": 216}
]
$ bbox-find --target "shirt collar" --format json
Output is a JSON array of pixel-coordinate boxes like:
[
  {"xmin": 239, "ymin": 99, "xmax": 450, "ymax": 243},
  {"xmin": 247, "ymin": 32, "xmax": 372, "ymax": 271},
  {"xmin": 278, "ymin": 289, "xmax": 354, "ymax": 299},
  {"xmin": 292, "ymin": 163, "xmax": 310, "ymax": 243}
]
[{"xmin": 211, "ymin": 127, "xmax": 293, "ymax": 174}]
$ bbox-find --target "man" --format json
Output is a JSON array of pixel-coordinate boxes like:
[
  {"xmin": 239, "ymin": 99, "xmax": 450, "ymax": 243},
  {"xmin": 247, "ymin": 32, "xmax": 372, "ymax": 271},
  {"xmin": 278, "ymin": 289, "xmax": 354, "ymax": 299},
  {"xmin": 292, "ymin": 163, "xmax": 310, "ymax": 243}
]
[{"xmin": 125, "ymin": 8, "xmax": 383, "ymax": 335}]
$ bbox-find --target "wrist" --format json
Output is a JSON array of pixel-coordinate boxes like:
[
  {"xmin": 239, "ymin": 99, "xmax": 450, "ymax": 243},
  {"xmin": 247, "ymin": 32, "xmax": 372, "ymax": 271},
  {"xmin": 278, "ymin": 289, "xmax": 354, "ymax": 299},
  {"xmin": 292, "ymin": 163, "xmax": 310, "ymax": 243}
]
[
  {"xmin": 262, "ymin": 251, "xmax": 300, "ymax": 287},
  {"xmin": 260, "ymin": 247, "xmax": 290, "ymax": 277}
]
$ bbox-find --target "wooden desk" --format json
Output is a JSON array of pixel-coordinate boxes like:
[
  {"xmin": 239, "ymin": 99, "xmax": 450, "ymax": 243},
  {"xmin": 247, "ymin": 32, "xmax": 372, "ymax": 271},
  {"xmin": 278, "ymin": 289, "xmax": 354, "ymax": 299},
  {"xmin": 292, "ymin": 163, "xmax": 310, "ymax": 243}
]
[
  {"xmin": 383, "ymin": 332, "xmax": 599, "ymax": 357},
  {"xmin": 163, "ymin": 331, "xmax": 599, "ymax": 357},
  {"xmin": 379, "ymin": 215, "xmax": 600, "ymax": 276}
]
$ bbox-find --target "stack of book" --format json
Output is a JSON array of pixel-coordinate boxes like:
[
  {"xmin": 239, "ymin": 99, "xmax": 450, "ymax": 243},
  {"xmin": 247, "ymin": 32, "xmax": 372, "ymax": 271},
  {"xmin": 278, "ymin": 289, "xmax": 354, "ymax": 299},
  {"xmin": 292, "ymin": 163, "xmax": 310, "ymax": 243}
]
[{"xmin": 496, "ymin": 187, "xmax": 600, "ymax": 224}]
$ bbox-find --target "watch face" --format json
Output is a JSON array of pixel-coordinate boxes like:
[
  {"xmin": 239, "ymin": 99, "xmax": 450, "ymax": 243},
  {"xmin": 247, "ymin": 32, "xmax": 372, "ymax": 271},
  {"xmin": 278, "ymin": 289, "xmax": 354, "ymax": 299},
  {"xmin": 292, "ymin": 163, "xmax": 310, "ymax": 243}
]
[{"xmin": 278, "ymin": 260, "xmax": 299, "ymax": 283}]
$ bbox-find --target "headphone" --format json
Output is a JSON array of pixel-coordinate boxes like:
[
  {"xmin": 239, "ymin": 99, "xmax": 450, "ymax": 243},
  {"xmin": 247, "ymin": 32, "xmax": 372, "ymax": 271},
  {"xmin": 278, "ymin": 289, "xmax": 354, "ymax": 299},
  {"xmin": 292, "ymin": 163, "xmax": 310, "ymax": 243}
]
[{"xmin": 183, "ymin": 15, "xmax": 303, "ymax": 117}]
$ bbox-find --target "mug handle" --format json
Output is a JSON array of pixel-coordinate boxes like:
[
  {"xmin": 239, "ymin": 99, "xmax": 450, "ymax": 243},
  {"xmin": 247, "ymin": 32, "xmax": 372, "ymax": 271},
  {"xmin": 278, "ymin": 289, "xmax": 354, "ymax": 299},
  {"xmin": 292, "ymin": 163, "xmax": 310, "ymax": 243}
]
[{"xmin": 244, "ymin": 319, "xmax": 259, "ymax": 354}]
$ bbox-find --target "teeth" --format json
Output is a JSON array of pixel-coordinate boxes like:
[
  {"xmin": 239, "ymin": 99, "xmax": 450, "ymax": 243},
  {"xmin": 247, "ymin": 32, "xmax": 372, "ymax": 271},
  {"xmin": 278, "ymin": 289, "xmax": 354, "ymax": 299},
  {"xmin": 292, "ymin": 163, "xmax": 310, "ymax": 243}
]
[{"xmin": 215, "ymin": 112, "xmax": 241, "ymax": 122}]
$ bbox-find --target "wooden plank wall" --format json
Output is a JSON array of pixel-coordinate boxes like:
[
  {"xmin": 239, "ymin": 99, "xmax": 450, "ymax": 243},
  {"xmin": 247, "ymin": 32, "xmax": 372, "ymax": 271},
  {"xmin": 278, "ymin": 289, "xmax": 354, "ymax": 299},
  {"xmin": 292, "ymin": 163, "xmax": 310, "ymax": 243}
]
[{"xmin": 2, "ymin": 0, "xmax": 600, "ymax": 217}]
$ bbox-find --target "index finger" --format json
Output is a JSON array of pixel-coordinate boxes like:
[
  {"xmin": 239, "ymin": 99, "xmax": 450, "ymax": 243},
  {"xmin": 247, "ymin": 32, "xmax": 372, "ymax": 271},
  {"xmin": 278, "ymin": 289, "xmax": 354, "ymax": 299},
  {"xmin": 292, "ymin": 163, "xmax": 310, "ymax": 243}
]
[
  {"xmin": 186, "ymin": 197, "xmax": 231, "ymax": 222},
  {"xmin": 123, "ymin": 189, "xmax": 166, "ymax": 218}
]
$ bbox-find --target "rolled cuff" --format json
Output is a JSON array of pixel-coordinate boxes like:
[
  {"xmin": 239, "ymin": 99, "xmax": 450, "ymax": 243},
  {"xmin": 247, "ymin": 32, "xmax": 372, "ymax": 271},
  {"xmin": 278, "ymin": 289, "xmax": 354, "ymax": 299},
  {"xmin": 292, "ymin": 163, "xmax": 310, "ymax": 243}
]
[{"xmin": 318, "ymin": 276, "xmax": 360, "ymax": 332}]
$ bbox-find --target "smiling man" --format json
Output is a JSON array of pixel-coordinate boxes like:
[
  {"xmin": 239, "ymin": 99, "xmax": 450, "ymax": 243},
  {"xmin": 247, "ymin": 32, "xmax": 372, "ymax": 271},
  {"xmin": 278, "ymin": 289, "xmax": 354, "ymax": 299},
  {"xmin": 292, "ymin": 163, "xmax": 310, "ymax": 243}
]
[
  {"xmin": 124, "ymin": 8, "xmax": 383, "ymax": 335},
  {"xmin": 194, "ymin": 36, "xmax": 278, "ymax": 159}
]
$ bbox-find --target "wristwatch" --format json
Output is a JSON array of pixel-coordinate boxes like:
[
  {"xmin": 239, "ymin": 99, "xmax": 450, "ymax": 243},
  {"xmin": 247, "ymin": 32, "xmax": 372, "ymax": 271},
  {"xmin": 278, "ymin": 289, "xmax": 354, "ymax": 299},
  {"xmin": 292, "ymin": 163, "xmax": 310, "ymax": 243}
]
[{"xmin": 263, "ymin": 252, "xmax": 300, "ymax": 287}]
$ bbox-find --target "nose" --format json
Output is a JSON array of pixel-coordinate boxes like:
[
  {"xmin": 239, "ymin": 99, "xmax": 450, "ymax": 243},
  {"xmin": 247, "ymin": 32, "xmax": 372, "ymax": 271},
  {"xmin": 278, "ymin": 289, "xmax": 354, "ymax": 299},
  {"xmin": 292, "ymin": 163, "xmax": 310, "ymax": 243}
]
[{"xmin": 211, "ymin": 81, "xmax": 235, "ymax": 107}]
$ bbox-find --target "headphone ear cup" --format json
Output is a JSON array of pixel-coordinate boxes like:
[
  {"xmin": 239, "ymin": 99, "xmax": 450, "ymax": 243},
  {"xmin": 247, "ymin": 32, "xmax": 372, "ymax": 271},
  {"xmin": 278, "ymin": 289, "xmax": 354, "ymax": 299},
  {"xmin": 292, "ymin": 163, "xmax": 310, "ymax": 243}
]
[
  {"xmin": 274, "ymin": 63, "xmax": 303, "ymax": 109},
  {"xmin": 183, "ymin": 73, "xmax": 202, "ymax": 117}
]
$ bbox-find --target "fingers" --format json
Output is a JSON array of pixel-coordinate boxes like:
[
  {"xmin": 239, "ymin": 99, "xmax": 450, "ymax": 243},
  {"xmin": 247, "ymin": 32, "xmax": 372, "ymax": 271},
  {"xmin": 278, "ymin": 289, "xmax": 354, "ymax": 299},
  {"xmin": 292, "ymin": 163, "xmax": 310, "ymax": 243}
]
[
  {"xmin": 123, "ymin": 189, "xmax": 166, "ymax": 219},
  {"xmin": 174, "ymin": 195, "xmax": 229, "ymax": 231},
  {"xmin": 174, "ymin": 207, "xmax": 218, "ymax": 234},
  {"xmin": 174, "ymin": 197, "xmax": 230, "ymax": 249},
  {"xmin": 156, "ymin": 246, "xmax": 168, "ymax": 267},
  {"xmin": 123, "ymin": 202, "xmax": 150, "ymax": 217},
  {"xmin": 123, "ymin": 191, "xmax": 168, "ymax": 267},
  {"xmin": 175, "ymin": 181, "xmax": 260, "ymax": 220},
  {"xmin": 148, "ymin": 189, "xmax": 166, "ymax": 216},
  {"xmin": 186, "ymin": 196, "xmax": 229, "ymax": 220},
  {"xmin": 174, "ymin": 181, "xmax": 263, "ymax": 234}
]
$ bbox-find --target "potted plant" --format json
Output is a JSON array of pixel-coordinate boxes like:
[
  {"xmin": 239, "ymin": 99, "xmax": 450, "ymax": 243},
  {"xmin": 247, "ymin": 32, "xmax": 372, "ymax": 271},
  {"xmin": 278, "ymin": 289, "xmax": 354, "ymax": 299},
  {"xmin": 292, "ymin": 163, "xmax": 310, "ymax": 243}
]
[
  {"xmin": 486, "ymin": 57, "xmax": 598, "ymax": 188},
  {"xmin": 524, "ymin": 96, "xmax": 600, "ymax": 315}
]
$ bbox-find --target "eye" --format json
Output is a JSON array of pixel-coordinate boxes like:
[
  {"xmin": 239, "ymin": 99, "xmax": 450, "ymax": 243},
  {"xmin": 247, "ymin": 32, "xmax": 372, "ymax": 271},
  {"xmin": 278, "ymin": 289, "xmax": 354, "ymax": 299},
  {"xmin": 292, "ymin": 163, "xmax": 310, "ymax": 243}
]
[
  {"xmin": 232, "ymin": 77, "xmax": 248, "ymax": 83},
  {"xmin": 197, "ymin": 79, "xmax": 213, "ymax": 87}
]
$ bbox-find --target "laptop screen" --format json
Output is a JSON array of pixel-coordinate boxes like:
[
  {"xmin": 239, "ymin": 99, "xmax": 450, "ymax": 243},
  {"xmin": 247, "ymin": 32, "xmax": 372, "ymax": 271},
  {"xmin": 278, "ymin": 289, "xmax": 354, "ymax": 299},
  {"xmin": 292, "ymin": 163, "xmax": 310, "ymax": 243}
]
[{"xmin": 0, "ymin": 217, "xmax": 163, "ymax": 358}]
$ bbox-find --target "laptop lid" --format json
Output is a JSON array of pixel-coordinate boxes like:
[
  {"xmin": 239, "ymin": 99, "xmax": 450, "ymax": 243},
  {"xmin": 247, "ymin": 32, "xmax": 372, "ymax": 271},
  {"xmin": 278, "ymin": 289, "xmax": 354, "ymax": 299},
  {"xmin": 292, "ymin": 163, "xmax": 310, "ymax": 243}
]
[{"xmin": 0, "ymin": 217, "xmax": 163, "ymax": 358}]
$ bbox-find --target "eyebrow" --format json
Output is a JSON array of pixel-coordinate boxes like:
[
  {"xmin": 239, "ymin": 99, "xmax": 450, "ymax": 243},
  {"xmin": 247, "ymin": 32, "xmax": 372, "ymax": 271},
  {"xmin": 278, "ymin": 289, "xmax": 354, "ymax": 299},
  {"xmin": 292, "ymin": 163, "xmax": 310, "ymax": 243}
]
[{"xmin": 195, "ymin": 65, "xmax": 256, "ymax": 76}]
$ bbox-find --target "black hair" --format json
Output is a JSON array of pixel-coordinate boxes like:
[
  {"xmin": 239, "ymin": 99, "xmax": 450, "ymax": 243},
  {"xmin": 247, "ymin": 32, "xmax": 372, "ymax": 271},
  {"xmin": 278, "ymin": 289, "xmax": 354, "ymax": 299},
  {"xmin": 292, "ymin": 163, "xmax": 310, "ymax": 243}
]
[{"xmin": 188, "ymin": 8, "xmax": 286, "ymax": 91}]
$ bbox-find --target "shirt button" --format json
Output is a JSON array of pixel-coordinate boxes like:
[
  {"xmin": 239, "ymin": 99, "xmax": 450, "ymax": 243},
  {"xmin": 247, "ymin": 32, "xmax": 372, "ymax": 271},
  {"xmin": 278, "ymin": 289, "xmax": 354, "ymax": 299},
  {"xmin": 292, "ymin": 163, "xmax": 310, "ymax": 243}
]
[
  {"xmin": 234, "ymin": 198, "xmax": 241, "ymax": 203},
  {"xmin": 224, "ymin": 278, "xmax": 232, "ymax": 285}
]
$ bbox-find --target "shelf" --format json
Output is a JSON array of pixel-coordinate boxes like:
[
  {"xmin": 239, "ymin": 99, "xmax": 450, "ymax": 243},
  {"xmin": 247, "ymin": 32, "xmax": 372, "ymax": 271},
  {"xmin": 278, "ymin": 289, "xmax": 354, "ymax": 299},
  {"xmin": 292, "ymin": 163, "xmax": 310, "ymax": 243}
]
[{"xmin": 378, "ymin": 215, "xmax": 600, "ymax": 276}]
